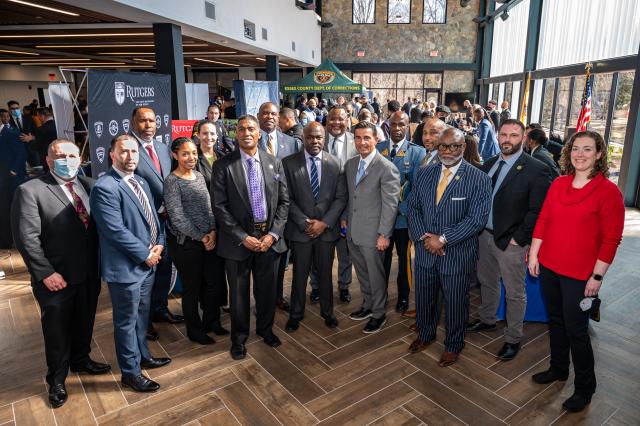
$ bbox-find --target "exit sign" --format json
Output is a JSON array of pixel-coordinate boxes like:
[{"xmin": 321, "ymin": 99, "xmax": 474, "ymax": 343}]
[
  {"xmin": 430, "ymin": 50, "xmax": 439, "ymax": 57},
  {"xmin": 356, "ymin": 49, "xmax": 365, "ymax": 57}
]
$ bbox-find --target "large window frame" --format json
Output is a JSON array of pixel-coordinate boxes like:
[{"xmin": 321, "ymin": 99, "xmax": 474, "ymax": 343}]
[
  {"xmin": 422, "ymin": 0, "xmax": 447, "ymax": 24},
  {"xmin": 351, "ymin": 71, "xmax": 444, "ymax": 105},
  {"xmin": 387, "ymin": 0, "xmax": 411, "ymax": 24},
  {"xmin": 352, "ymin": 0, "xmax": 376, "ymax": 24}
]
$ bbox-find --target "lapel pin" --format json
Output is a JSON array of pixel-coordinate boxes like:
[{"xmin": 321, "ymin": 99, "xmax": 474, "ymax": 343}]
[
  {"xmin": 273, "ymin": 173, "xmax": 280, "ymax": 181},
  {"xmin": 516, "ymin": 165, "xmax": 523, "ymax": 170},
  {"xmin": 269, "ymin": 164, "xmax": 274, "ymax": 169},
  {"xmin": 455, "ymin": 175, "xmax": 461, "ymax": 181}
]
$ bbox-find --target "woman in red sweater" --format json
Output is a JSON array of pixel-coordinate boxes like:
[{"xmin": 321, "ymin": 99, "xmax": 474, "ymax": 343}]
[{"xmin": 528, "ymin": 131, "xmax": 624, "ymax": 412}]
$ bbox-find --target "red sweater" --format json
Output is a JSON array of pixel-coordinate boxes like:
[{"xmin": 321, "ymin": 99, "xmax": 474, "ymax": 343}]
[{"xmin": 533, "ymin": 174, "xmax": 625, "ymax": 280}]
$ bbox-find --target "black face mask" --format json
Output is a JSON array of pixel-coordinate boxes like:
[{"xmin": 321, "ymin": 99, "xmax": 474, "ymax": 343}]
[{"xmin": 439, "ymin": 116, "xmax": 447, "ymax": 123}]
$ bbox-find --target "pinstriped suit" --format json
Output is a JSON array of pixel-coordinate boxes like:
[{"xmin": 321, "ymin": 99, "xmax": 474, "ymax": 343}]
[{"xmin": 407, "ymin": 160, "xmax": 492, "ymax": 353}]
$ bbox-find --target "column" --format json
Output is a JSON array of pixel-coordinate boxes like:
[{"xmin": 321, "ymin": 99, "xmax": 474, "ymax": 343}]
[{"xmin": 153, "ymin": 23, "xmax": 187, "ymax": 119}]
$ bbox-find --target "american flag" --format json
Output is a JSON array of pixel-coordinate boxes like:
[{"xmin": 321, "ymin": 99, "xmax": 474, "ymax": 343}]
[{"xmin": 576, "ymin": 65, "xmax": 592, "ymax": 132}]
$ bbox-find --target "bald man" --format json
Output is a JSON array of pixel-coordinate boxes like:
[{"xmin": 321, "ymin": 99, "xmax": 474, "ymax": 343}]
[{"xmin": 421, "ymin": 118, "xmax": 448, "ymax": 167}]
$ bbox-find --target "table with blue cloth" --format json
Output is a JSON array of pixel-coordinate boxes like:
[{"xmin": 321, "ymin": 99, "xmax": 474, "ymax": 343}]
[{"xmin": 496, "ymin": 269, "xmax": 548, "ymax": 322}]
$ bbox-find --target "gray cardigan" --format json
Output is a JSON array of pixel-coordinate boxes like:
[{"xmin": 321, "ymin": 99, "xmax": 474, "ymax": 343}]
[{"xmin": 164, "ymin": 171, "xmax": 215, "ymax": 244}]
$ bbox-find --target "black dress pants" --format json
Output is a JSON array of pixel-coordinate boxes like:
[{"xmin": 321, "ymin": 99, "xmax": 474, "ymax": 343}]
[
  {"xmin": 32, "ymin": 279, "xmax": 100, "ymax": 386},
  {"xmin": 540, "ymin": 265, "xmax": 596, "ymax": 395},
  {"xmin": 290, "ymin": 239, "xmax": 336, "ymax": 321},
  {"xmin": 383, "ymin": 228, "xmax": 412, "ymax": 301},
  {"xmin": 167, "ymin": 233, "xmax": 224, "ymax": 337},
  {"xmin": 225, "ymin": 249, "xmax": 278, "ymax": 345}
]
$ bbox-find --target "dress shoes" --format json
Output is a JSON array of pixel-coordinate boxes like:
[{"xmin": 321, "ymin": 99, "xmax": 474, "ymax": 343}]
[
  {"xmin": 285, "ymin": 319, "xmax": 300, "ymax": 332},
  {"xmin": 211, "ymin": 325, "xmax": 230, "ymax": 336},
  {"xmin": 340, "ymin": 289, "xmax": 351, "ymax": 303},
  {"xmin": 259, "ymin": 333, "xmax": 282, "ymax": 347},
  {"xmin": 395, "ymin": 299, "xmax": 409, "ymax": 313},
  {"xmin": 153, "ymin": 311, "xmax": 185, "ymax": 324},
  {"xmin": 276, "ymin": 297, "xmax": 290, "ymax": 312},
  {"xmin": 324, "ymin": 316, "xmax": 338, "ymax": 329},
  {"xmin": 70, "ymin": 359, "xmax": 111, "ymax": 375},
  {"xmin": 438, "ymin": 351, "xmax": 459, "ymax": 367},
  {"xmin": 497, "ymin": 342, "xmax": 520, "ymax": 361},
  {"xmin": 363, "ymin": 316, "xmax": 386, "ymax": 334},
  {"xmin": 402, "ymin": 309, "xmax": 417, "ymax": 319},
  {"xmin": 467, "ymin": 320, "xmax": 496, "ymax": 333},
  {"xmin": 48, "ymin": 384, "xmax": 67, "ymax": 408},
  {"xmin": 230, "ymin": 344, "xmax": 246, "ymax": 360},
  {"xmin": 146, "ymin": 324, "xmax": 160, "ymax": 341},
  {"xmin": 141, "ymin": 357, "xmax": 172, "ymax": 369},
  {"xmin": 310, "ymin": 289, "xmax": 320, "ymax": 304},
  {"xmin": 532, "ymin": 368, "xmax": 569, "ymax": 384},
  {"xmin": 562, "ymin": 392, "xmax": 592, "ymax": 412},
  {"xmin": 409, "ymin": 322, "xmax": 418, "ymax": 332},
  {"xmin": 349, "ymin": 307, "xmax": 372, "ymax": 321},
  {"xmin": 188, "ymin": 332, "xmax": 215, "ymax": 345},
  {"xmin": 121, "ymin": 374, "xmax": 160, "ymax": 392},
  {"xmin": 408, "ymin": 338, "xmax": 432, "ymax": 354}
]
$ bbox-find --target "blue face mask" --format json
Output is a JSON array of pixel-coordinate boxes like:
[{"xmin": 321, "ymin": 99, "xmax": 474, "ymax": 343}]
[
  {"xmin": 11, "ymin": 109, "xmax": 21, "ymax": 119},
  {"xmin": 53, "ymin": 157, "xmax": 81, "ymax": 180}
]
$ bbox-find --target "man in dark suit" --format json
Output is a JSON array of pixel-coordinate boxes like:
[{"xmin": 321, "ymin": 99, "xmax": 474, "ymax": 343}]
[
  {"xmin": 11, "ymin": 139, "xmax": 110, "ymax": 408},
  {"xmin": 487, "ymin": 100, "xmax": 500, "ymax": 129},
  {"xmin": 407, "ymin": 128, "xmax": 491, "ymax": 366},
  {"xmin": 90, "ymin": 135, "xmax": 171, "ymax": 393},
  {"xmin": 283, "ymin": 122, "xmax": 347, "ymax": 331},
  {"xmin": 468, "ymin": 119, "xmax": 551, "ymax": 360},
  {"xmin": 279, "ymin": 107, "xmax": 304, "ymax": 145},
  {"xmin": 525, "ymin": 128, "xmax": 560, "ymax": 178},
  {"xmin": 420, "ymin": 117, "xmax": 447, "ymax": 168},
  {"xmin": 211, "ymin": 114, "xmax": 289, "ymax": 360},
  {"xmin": 7, "ymin": 100, "xmax": 38, "ymax": 167},
  {"xmin": 344, "ymin": 122, "xmax": 400, "ymax": 334},
  {"xmin": 376, "ymin": 112, "xmax": 426, "ymax": 313},
  {"xmin": 129, "ymin": 106, "xmax": 184, "ymax": 340},
  {"xmin": 257, "ymin": 102, "xmax": 300, "ymax": 312},
  {"xmin": 34, "ymin": 107, "xmax": 58, "ymax": 172}
]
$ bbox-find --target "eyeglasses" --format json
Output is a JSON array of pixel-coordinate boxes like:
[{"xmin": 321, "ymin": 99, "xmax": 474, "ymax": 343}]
[{"xmin": 437, "ymin": 143, "xmax": 463, "ymax": 152}]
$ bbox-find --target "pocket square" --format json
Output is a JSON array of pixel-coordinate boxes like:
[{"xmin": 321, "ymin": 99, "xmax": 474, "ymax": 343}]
[{"xmin": 451, "ymin": 197, "xmax": 466, "ymax": 201}]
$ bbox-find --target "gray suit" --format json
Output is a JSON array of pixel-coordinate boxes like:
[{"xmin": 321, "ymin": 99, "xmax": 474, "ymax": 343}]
[
  {"xmin": 344, "ymin": 152, "xmax": 400, "ymax": 318},
  {"xmin": 324, "ymin": 131, "xmax": 357, "ymax": 170},
  {"xmin": 259, "ymin": 129, "xmax": 301, "ymax": 160}
]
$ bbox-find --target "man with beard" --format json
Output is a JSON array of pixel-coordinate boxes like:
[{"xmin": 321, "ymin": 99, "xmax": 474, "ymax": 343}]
[
  {"xmin": 279, "ymin": 107, "xmax": 304, "ymax": 144},
  {"xmin": 376, "ymin": 112, "xmax": 425, "ymax": 313},
  {"xmin": 468, "ymin": 119, "xmax": 551, "ymax": 361},
  {"xmin": 406, "ymin": 128, "xmax": 491, "ymax": 366},
  {"xmin": 421, "ymin": 117, "xmax": 448, "ymax": 168}
]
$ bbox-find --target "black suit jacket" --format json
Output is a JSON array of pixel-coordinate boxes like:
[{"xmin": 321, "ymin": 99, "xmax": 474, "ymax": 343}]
[
  {"xmin": 10, "ymin": 174, "xmax": 99, "ymax": 286},
  {"xmin": 9, "ymin": 115, "xmax": 35, "ymax": 134},
  {"xmin": 531, "ymin": 146, "xmax": 560, "ymax": 179},
  {"xmin": 481, "ymin": 153, "xmax": 551, "ymax": 250},
  {"xmin": 196, "ymin": 155, "xmax": 213, "ymax": 189},
  {"xmin": 282, "ymin": 151, "xmax": 347, "ymax": 243},
  {"xmin": 35, "ymin": 119, "xmax": 58, "ymax": 170},
  {"xmin": 211, "ymin": 149, "xmax": 289, "ymax": 261}
]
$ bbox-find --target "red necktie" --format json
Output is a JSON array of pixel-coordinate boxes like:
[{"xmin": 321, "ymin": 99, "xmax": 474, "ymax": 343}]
[
  {"xmin": 65, "ymin": 182, "xmax": 90, "ymax": 229},
  {"xmin": 146, "ymin": 145, "xmax": 162, "ymax": 176}
]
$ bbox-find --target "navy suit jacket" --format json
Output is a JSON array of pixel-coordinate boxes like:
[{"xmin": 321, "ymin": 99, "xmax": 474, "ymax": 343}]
[
  {"xmin": 131, "ymin": 133, "xmax": 171, "ymax": 211},
  {"xmin": 90, "ymin": 168, "xmax": 165, "ymax": 284},
  {"xmin": 258, "ymin": 129, "xmax": 301, "ymax": 160},
  {"xmin": 407, "ymin": 160, "xmax": 491, "ymax": 275},
  {"xmin": 0, "ymin": 125, "xmax": 27, "ymax": 184}
]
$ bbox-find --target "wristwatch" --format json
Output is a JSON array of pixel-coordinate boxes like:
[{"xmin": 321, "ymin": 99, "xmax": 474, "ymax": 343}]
[
  {"xmin": 438, "ymin": 235, "xmax": 447, "ymax": 244},
  {"xmin": 592, "ymin": 273, "xmax": 603, "ymax": 281}
]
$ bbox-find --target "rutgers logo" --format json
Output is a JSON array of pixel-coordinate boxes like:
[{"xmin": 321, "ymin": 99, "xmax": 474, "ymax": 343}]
[
  {"xmin": 95, "ymin": 147, "xmax": 105, "ymax": 164},
  {"xmin": 313, "ymin": 70, "xmax": 336, "ymax": 84},
  {"xmin": 108, "ymin": 120, "xmax": 119, "ymax": 136},
  {"xmin": 114, "ymin": 82, "xmax": 125, "ymax": 106},
  {"xmin": 94, "ymin": 121, "xmax": 103, "ymax": 138}
]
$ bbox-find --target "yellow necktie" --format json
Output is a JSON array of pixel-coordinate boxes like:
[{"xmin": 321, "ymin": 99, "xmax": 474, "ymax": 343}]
[
  {"xmin": 436, "ymin": 168, "xmax": 452, "ymax": 204},
  {"xmin": 267, "ymin": 134, "xmax": 275, "ymax": 156}
]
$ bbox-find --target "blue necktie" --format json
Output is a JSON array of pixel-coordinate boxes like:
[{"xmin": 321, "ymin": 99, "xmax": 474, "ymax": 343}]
[
  {"xmin": 309, "ymin": 157, "xmax": 320, "ymax": 200},
  {"xmin": 390, "ymin": 144, "xmax": 398, "ymax": 160},
  {"xmin": 355, "ymin": 159, "xmax": 366, "ymax": 185}
]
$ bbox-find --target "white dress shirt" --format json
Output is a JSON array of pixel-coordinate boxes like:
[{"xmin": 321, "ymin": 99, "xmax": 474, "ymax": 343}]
[
  {"xmin": 112, "ymin": 167, "xmax": 153, "ymax": 211},
  {"xmin": 50, "ymin": 172, "xmax": 91, "ymax": 214},
  {"xmin": 304, "ymin": 149, "xmax": 323, "ymax": 186},
  {"xmin": 267, "ymin": 129, "xmax": 278, "ymax": 156},
  {"xmin": 438, "ymin": 160, "xmax": 463, "ymax": 185},
  {"xmin": 359, "ymin": 149, "xmax": 377, "ymax": 172},
  {"xmin": 330, "ymin": 133, "xmax": 345, "ymax": 160}
]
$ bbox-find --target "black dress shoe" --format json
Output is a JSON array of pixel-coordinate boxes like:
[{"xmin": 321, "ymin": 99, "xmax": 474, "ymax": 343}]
[
  {"xmin": 363, "ymin": 316, "xmax": 386, "ymax": 334},
  {"xmin": 48, "ymin": 384, "xmax": 67, "ymax": 408},
  {"xmin": 141, "ymin": 357, "xmax": 172, "ymax": 369},
  {"xmin": 70, "ymin": 359, "xmax": 111, "ymax": 375},
  {"xmin": 146, "ymin": 324, "xmax": 159, "ymax": 341},
  {"xmin": 562, "ymin": 392, "xmax": 592, "ymax": 412},
  {"xmin": 309, "ymin": 289, "xmax": 320, "ymax": 304},
  {"xmin": 467, "ymin": 319, "xmax": 497, "ymax": 333},
  {"xmin": 211, "ymin": 325, "xmax": 230, "ymax": 336},
  {"xmin": 259, "ymin": 333, "xmax": 282, "ymax": 347},
  {"xmin": 121, "ymin": 374, "xmax": 160, "ymax": 392},
  {"xmin": 324, "ymin": 316, "xmax": 338, "ymax": 328},
  {"xmin": 532, "ymin": 368, "xmax": 569, "ymax": 384},
  {"xmin": 285, "ymin": 319, "xmax": 299, "ymax": 332},
  {"xmin": 497, "ymin": 342, "xmax": 521, "ymax": 360},
  {"xmin": 395, "ymin": 299, "xmax": 409, "ymax": 313},
  {"xmin": 187, "ymin": 332, "xmax": 215, "ymax": 345},
  {"xmin": 340, "ymin": 289, "xmax": 351, "ymax": 303},
  {"xmin": 349, "ymin": 307, "xmax": 372, "ymax": 321},
  {"xmin": 276, "ymin": 297, "xmax": 290, "ymax": 312},
  {"xmin": 153, "ymin": 311, "xmax": 185, "ymax": 324},
  {"xmin": 230, "ymin": 343, "xmax": 246, "ymax": 360}
]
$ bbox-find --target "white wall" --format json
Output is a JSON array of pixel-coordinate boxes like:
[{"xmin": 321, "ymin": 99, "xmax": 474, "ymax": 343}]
[
  {"xmin": 0, "ymin": 64, "xmax": 66, "ymax": 107},
  {"xmin": 490, "ymin": 0, "xmax": 530, "ymax": 77},
  {"xmin": 537, "ymin": 0, "xmax": 640, "ymax": 69}
]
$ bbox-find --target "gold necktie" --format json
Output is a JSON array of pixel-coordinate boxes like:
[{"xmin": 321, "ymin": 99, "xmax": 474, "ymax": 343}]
[
  {"xmin": 436, "ymin": 168, "xmax": 452, "ymax": 204},
  {"xmin": 267, "ymin": 134, "xmax": 275, "ymax": 156}
]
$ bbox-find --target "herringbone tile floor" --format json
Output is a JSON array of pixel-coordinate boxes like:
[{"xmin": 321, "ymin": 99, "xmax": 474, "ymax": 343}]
[{"xmin": 1, "ymin": 210, "xmax": 639, "ymax": 425}]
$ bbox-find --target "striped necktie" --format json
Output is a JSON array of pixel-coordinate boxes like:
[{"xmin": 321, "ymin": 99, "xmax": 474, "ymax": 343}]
[
  {"xmin": 129, "ymin": 177, "xmax": 158, "ymax": 246},
  {"xmin": 309, "ymin": 156, "xmax": 320, "ymax": 200},
  {"xmin": 267, "ymin": 134, "xmax": 275, "ymax": 156}
]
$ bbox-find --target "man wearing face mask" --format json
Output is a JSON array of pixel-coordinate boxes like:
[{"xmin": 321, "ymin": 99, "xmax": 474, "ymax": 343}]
[
  {"xmin": 7, "ymin": 100, "xmax": 38, "ymax": 167},
  {"xmin": 11, "ymin": 140, "xmax": 111, "ymax": 408}
]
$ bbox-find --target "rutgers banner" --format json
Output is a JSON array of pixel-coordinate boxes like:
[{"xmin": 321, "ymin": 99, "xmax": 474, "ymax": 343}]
[{"xmin": 87, "ymin": 70, "xmax": 172, "ymax": 177}]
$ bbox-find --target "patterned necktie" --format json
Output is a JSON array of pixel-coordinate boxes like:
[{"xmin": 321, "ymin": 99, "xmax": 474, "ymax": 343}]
[
  {"xmin": 331, "ymin": 136, "xmax": 339, "ymax": 156},
  {"xmin": 390, "ymin": 144, "xmax": 398, "ymax": 160},
  {"xmin": 492, "ymin": 160, "xmax": 506, "ymax": 189},
  {"xmin": 145, "ymin": 145, "xmax": 162, "ymax": 177},
  {"xmin": 355, "ymin": 159, "xmax": 366, "ymax": 185},
  {"xmin": 267, "ymin": 134, "xmax": 275, "ymax": 156},
  {"xmin": 65, "ymin": 182, "xmax": 89, "ymax": 229},
  {"xmin": 246, "ymin": 158, "xmax": 267, "ymax": 220},
  {"xmin": 436, "ymin": 168, "xmax": 452, "ymax": 205},
  {"xmin": 309, "ymin": 157, "xmax": 320, "ymax": 200},
  {"xmin": 129, "ymin": 177, "xmax": 158, "ymax": 246}
]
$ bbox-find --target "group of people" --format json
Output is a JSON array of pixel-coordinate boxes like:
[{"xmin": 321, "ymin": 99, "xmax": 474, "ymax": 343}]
[{"xmin": 8, "ymin": 96, "xmax": 625, "ymax": 415}]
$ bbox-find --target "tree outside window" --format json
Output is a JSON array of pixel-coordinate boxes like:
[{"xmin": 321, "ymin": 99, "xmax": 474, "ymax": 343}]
[
  {"xmin": 423, "ymin": 0, "xmax": 446, "ymax": 24},
  {"xmin": 388, "ymin": 0, "xmax": 411, "ymax": 24},
  {"xmin": 353, "ymin": 0, "xmax": 375, "ymax": 24}
]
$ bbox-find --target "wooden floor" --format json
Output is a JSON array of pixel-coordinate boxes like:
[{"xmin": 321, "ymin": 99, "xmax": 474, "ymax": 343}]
[{"xmin": 1, "ymin": 210, "xmax": 639, "ymax": 425}]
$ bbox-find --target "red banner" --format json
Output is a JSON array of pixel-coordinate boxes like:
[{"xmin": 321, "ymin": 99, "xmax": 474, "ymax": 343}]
[{"xmin": 171, "ymin": 120, "xmax": 197, "ymax": 141}]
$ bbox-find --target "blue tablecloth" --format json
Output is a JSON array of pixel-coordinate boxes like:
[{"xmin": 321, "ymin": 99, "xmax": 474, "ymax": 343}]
[{"xmin": 496, "ymin": 269, "xmax": 548, "ymax": 322}]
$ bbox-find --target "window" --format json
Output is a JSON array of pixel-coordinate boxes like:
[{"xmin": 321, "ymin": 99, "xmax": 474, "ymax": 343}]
[
  {"xmin": 350, "ymin": 72, "xmax": 443, "ymax": 106},
  {"xmin": 610, "ymin": 71, "xmax": 634, "ymax": 181},
  {"xmin": 569, "ymin": 75, "xmax": 586, "ymax": 126},
  {"xmin": 353, "ymin": 0, "xmax": 375, "ymax": 24},
  {"xmin": 388, "ymin": 0, "xmax": 411, "ymax": 24},
  {"xmin": 423, "ymin": 0, "xmax": 446, "ymax": 24},
  {"xmin": 492, "ymin": 84, "xmax": 499, "ymax": 103},
  {"xmin": 553, "ymin": 77, "xmax": 570, "ymax": 135},
  {"xmin": 540, "ymin": 79, "xmax": 555, "ymax": 130},
  {"xmin": 424, "ymin": 73, "xmax": 442, "ymax": 89},
  {"xmin": 590, "ymin": 73, "xmax": 612, "ymax": 138},
  {"xmin": 352, "ymin": 73, "xmax": 370, "ymax": 88},
  {"xmin": 504, "ymin": 82, "xmax": 513, "ymax": 109}
]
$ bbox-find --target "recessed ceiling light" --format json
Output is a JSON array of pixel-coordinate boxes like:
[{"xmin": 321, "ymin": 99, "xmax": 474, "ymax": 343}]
[
  {"xmin": 36, "ymin": 43, "xmax": 208, "ymax": 48},
  {"xmin": 22, "ymin": 62, "xmax": 127, "ymax": 66},
  {"xmin": 0, "ymin": 33, "xmax": 153, "ymax": 39},
  {"xmin": 0, "ymin": 58, "xmax": 90, "ymax": 62},
  {"xmin": 133, "ymin": 58, "xmax": 156, "ymax": 63},
  {"xmin": 99, "ymin": 52, "xmax": 155, "ymax": 55},
  {"xmin": 0, "ymin": 49, "xmax": 39, "ymax": 56},
  {"xmin": 194, "ymin": 57, "xmax": 240, "ymax": 67},
  {"xmin": 255, "ymin": 57, "xmax": 266, "ymax": 61},
  {"xmin": 8, "ymin": 0, "xmax": 79, "ymax": 16}
]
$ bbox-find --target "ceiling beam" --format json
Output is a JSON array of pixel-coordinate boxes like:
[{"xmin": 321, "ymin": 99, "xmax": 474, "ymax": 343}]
[{"xmin": 0, "ymin": 43, "xmax": 139, "ymax": 64}]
